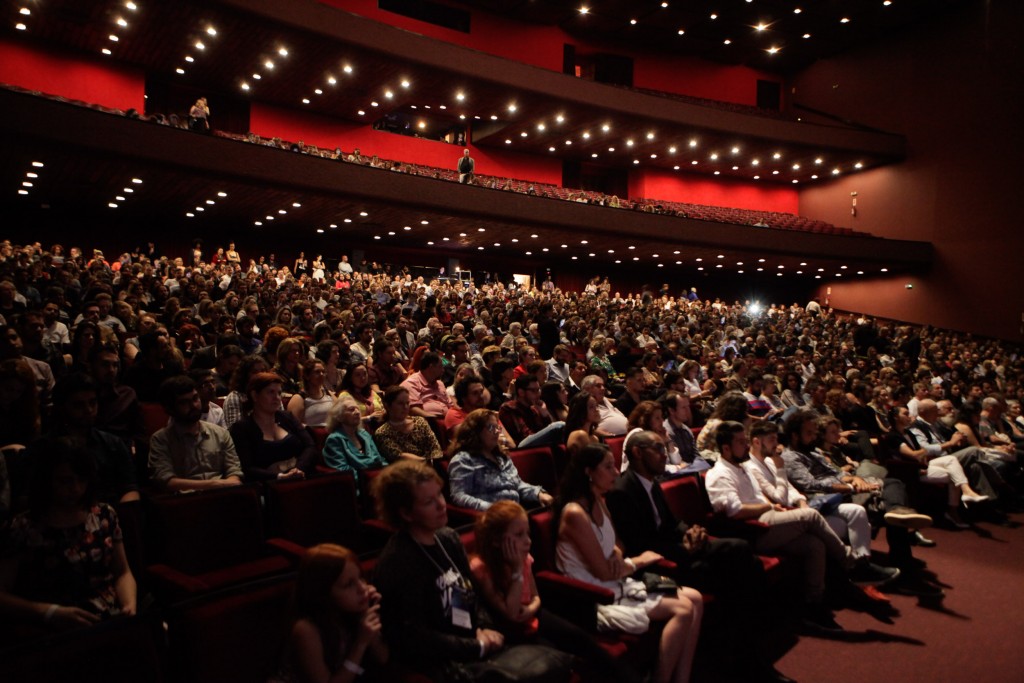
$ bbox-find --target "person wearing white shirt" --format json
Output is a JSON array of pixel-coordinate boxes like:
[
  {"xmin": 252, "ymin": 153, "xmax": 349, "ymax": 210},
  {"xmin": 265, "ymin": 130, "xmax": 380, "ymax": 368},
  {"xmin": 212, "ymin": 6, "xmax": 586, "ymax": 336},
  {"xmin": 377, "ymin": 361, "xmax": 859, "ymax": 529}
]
[
  {"xmin": 580, "ymin": 374, "xmax": 628, "ymax": 436},
  {"xmin": 705, "ymin": 421, "xmax": 850, "ymax": 630},
  {"xmin": 745, "ymin": 421, "xmax": 898, "ymax": 587}
]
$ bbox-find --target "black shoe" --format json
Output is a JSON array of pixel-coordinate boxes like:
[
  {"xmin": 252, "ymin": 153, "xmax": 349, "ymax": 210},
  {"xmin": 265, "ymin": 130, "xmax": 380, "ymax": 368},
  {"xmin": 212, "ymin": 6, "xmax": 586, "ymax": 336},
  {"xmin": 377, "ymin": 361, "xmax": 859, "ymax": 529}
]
[
  {"xmin": 800, "ymin": 605, "xmax": 844, "ymax": 633},
  {"xmin": 850, "ymin": 561, "xmax": 901, "ymax": 587},
  {"xmin": 910, "ymin": 531, "xmax": 937, "ymax": 547}
]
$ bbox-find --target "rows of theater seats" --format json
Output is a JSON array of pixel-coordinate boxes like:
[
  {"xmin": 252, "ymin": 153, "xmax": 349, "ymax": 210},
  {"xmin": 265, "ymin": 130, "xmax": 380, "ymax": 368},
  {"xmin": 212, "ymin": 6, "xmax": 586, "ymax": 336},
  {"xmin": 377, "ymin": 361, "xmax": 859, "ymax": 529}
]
[
  {"xmin": 3, "ymin": 82, "xmax": 868, "ymax": 239},
  {"xmin": 7, "ymin": 394, "xmax": 954, "ymax": 683}
]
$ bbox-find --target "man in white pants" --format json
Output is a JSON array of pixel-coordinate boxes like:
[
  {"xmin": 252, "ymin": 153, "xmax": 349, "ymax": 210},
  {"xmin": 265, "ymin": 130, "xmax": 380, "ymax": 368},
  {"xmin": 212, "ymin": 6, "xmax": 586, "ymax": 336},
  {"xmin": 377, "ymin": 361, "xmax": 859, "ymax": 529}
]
[{"xmin": 745, "ymin": 421, "xmax": 899, "ymax": 586}]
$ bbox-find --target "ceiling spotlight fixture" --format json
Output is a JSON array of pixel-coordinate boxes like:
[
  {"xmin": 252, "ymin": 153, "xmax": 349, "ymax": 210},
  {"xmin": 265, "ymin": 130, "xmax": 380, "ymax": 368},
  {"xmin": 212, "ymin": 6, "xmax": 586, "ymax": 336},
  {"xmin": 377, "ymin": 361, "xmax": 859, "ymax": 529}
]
[
  {"xmin": 343, "ymin": 64, "xmax": 353, "ymax": 73},
  {"xmin": 278, "ymin": 47, "xmax": 289, "ymax": 56},
  {"xmin": 195, "ymin": 41, "xmax": 205, "ymax": 50},
  {"xmin": 328, "ymin": 76, "xmax": 337, "ymax": 85},
  {"xmin": 116, "ymin": 17, "xmax": 128, "ymax": 27},
  {"xmin": 767, "ymin": 46, "xmax": 780, "ymax": 54},
  {"xmin": 206, "ymin": 26, "xmax": 217, "ymax": 36},
  {"xmin": 508, "ymin": 103, "xmax": 517, "ymax": 113},
  {"xmin": 102, "ymin": 48, "xmax": 112, "ymax": 55}
]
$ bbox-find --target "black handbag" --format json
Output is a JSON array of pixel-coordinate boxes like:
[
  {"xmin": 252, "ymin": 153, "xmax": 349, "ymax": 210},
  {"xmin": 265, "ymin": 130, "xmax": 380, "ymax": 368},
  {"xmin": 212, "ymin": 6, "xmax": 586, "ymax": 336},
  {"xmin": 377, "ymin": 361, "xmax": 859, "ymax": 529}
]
[{"xmin": 641, "ymin": 572, "xmax": 680, "ymax": 595}]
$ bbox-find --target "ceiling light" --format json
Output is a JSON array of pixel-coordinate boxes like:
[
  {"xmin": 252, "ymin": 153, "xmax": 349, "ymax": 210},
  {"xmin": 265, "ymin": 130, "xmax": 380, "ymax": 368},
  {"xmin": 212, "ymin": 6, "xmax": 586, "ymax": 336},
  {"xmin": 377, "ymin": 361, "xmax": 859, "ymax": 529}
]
[
  {"xmin": 19, "ymin": 6, "xmax": 30, "ymax": 14},
  {"xmin": 102, "ymin": 48, "xmax": 112, "ymax": 55},
  {"xmin": 505, "ymin": 139, "xmax": 512, "ymax": 144},
  {"xmin": 767, "ymin": 46, "xmax": 780, "ymax": 55},
  {"xmin": 794, "ymin": 8, "xmax": 803, "ymax": 14},
  {"xmin": 756, "ymin": 23, "xmax": 768, "ymax": 31},
  {"xmin": 668, "ymin": 146, "xmax": 677, "ymax": 153},
  {"xmin": 673, "ymin": 165, "xmax": 680, "ymax": 170},
  {"xmin": 401, "ymin": 80, "xmax": 410, "ymax": 88},
  {"xmin": 650, "ymin": 154, "xmax": 657, "ymax": 159},
  {"xmin": 195, "ymin": 207, "xmax": 204, "ymax": 212},
  {"xmin": 241, "ymin": 82, "xmax": 250, "ymax": 91},
  {"xmin": 185, "ymin": 56, "xmax": 194, "ymax": 63},
  {"xmin": 678, "ymin": 29, "xmax": 685, "ymax": 35},
  {"xmin": 314, "ymin": 88, "xmax": 323, "ymax": 95},
  {"xmin": 579, "ymin": 7, "xmax": 589, "ymax": 14},
  {"xmin": 710, "ymin": 153, "xmax": 719, "ymax": 160},
  {"xmin": 689, "ymin": 139, "xmax": 698, "ymax": 147},
  {"xmin": 772, "ymin": 170, "xmax": 779, "ymax": 175},
  {"xmin": 723, "ymin": 39, "xmax": 731, "ymax": 45},
  {"xmin": 752, "ymin": 159, "xmax": 760, "ymax": 166},
  {"xmin": 302, "ymin": 98, "xmax": 310, "ymax": 104},
  {"xmin": 15, "ymin": 23, "xmax": 26, "ymax": 30},
  {"xmin": 508, "ymin": 103, "xmax": 517, "ymax": 113},
  {"xmin": 832, "ymin": 168, "xmax": 841, "ymax": 175},
  {"xmin": 456, "ymin": 92, "xmax": 465, "ymax": 101},
  {"xmin": 608, "ymin": 147, "xmax": 615, "ymax": 152},
  {"xmin": 854, "ymin": 162, "xmax": 864, "ymax": 169},
  {"xmin": 691, "ymin": 160, "xmax": 698, "ymax": 165},
  {"xmin": 537, "ymin": 123, "xmax": 546, "ymax": 131},
  {"xmin": 792, "ymin": 163, "xmax": 800, "ymax": 170},
  {"xmin": 548, "ymin": 146, "xmax": 556, "ymax": 152},
  {"xmin": 710, "ymin": 13, "xmax": 718, "ymax": 20},
  {"xmin": 884, "ymin": 0, "xmax": 892, "ymax": 5},
  {"xmin": 109, "ymin": 35, "xmax": 119, "ymax": 41},
  {"xmin": 602, "ymin": 124, "xmax": 610, "ymax": 132},
  {"xmin": 278, "ymin": 47, "xmax": 289, "ymax": 57},
  {"xmin": 328, "ymin": 76, "xmax": 337, "ymax": 85},
  {"xmin": 116, "ymin": 17, "xmax": 128, "ymax": 27},
  {"xmin": 126, "ymin": 1, "xmax": 137, "ymax": 9},
  {"xmin": 564, "ymin": 140, "xmax": 572, "ymax": 145},
  {"xmin": 206, "ymin": 26, "xmax": 217, "ymax": 36},
  {"xmin": 646, "ymin": 132, "xmax": 655, "ymax": 140},
  {"xmin": 22, "ymin": 182, "xmax": 33, "ymax": 188},
  {"xmin": 384, "ymin": 90, "xmax": 393, "ymax": 99},
  {"xmin": 521, "ymin": 131, "xmax": 528, "ymax": 137},
  {"xmin": 371, "ymin": 101, "xmax": 379, "ymax": 107},
  {"xmin": 840, "ymin": 17, "xmax": 850, "ymax": 23},
  {"xmin": 195, "ymin": 41, "xmax": 205, "ymax": 50},
  {"xmin": 556, "ymin": 114, "xmax": 565, "ymax": 123},
  {"xmin": 131, "ymin": 178, "xmax": 142, "ymax": 184},
  {"xmin": 803, "ymin": 33, "xmax": 811, "ymax": 39},
  {"xmin": 343, "ymin": 64, "xmax": 353, "ymax": 73},
  {"xmin": 489, "ymin": 114, "xmax": 496, "ymax": 120},
  {"xmin": 264, "ymin": 60, "xmax": 274, "ymax": 69},
  {"xmin": 626, "ymin": 139, "xmax": 634, "ymax": 147},
  {"xmin": 26, "ymin": 172, "xmax": 37, "ymax": 178},
  {"xmin": 278, "ymin": 209, "xmax": 286, "ymax": 214},
  {"xmin": 630, "ymin": 19, "xmax": 637, "ymax": 25},
  {"xmin": 633, "ymin": 160, "xmax": 640, "ymax": 164},
  {"xmin": 661, "ymin": 1, "xmax": 668, "ymax": 7},
  {"xmin": 175, "ymin": 68, "xmax": 185, "ymax": 74},
  {"xmin": 357, "ymin": 110, "xmax": 365, "ymax": 115}
]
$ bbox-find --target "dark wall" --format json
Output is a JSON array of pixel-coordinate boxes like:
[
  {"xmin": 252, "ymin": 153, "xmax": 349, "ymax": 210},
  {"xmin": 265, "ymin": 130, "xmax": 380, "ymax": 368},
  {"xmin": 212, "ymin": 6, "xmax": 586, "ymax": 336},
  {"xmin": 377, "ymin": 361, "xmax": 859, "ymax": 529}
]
[{"xmin": 795, "ymin": 0, "xmax": 1024, "ymax": 341}]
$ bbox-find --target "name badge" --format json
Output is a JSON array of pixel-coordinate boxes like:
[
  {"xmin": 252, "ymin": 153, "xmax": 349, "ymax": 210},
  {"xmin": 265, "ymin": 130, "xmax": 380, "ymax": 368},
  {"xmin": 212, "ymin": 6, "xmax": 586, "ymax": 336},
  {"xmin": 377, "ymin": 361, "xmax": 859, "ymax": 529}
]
[{"xmin": 451, "ymin": 585, "xmax": 474, "ymax": 629}]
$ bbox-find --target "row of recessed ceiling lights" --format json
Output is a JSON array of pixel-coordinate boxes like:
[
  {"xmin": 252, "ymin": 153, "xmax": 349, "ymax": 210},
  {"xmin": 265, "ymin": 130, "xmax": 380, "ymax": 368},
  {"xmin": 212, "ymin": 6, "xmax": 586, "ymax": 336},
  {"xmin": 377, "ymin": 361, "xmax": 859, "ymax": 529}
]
[
  {"xmin": 184, "ymin": 191, "xmax": 228, "ymax": 218},
  {"xmin": 582, "ymin": 2, "xmax": 894, "ymax": 34},
  {"xmin": 106, "ymin": 178, "xmax": 144, "ymax": 208},
  {"xmin": 173, "ymin": 25, "xmax": 219, "ymax": 75},
  {"xmin": 16, "ymin": 161, "xmax": 44, "ymax": 196},
  {"xmin": 250, "ymin": 200, "xmax": 302, "ymax": 225},
  {"xmin": 240, "ymin": 47, "xmax": 292, "ymax": 92},
  {"xmin": 272, "ymin": 220, "xmax": 891, "ymax": 276}
]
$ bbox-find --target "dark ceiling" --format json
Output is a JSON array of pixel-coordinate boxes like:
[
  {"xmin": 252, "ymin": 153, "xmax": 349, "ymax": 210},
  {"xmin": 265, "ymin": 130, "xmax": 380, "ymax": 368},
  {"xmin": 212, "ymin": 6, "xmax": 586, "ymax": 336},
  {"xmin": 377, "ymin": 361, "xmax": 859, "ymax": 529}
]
[
  {"xmin": 455, "ymin": 0, "xmax": 971, "ymax": 73},
  {"xmin": 2, "ymin": 0, "xmax": 926, "ymax": 185}
]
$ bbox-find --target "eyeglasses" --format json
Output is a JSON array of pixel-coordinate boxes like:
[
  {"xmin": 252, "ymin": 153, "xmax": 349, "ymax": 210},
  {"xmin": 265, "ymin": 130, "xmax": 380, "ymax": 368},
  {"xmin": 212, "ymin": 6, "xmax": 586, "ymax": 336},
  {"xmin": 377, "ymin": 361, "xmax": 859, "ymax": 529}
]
[{"xmin": 485, "ymin": 423, "xmax": 500, "ymax": 433}]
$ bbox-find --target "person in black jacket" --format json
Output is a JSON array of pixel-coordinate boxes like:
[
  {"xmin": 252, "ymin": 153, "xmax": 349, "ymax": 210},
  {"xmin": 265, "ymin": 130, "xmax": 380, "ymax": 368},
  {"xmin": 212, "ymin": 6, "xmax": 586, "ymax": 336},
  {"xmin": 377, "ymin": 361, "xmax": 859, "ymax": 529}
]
[{"xmin": 228, "ymin": 372, "xmax": 316, "ymax": 481}]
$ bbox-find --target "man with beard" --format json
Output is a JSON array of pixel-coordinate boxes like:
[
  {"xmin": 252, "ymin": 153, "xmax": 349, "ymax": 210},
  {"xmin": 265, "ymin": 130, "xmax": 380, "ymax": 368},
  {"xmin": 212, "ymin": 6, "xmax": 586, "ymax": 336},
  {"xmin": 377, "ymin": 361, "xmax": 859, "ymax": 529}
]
[{"xmin": 148, "ymin": 376, "xmax": 242, "ymax": 492}]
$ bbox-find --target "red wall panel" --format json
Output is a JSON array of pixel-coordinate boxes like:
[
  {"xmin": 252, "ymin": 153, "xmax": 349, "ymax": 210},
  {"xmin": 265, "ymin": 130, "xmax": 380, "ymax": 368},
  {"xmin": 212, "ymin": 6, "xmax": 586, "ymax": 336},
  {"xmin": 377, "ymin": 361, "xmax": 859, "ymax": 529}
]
[
  {"xmin": 629, "ymin": 168, "xmax": 798, "ymax": 214},
  {"xmin": 249, "ymin": 102, "xmax": 562, "ymax": 185},
  {"xmin": 0, "ymin": 38, "xmax": 145, "ymax": 111}
]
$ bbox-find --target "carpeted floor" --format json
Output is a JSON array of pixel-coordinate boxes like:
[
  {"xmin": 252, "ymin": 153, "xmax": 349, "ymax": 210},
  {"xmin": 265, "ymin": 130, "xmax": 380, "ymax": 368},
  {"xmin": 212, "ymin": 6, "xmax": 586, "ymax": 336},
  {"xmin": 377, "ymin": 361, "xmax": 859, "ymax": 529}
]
[{"xmin": 774, "ymin": 511, "xmax": 1024, "ymax": 683}]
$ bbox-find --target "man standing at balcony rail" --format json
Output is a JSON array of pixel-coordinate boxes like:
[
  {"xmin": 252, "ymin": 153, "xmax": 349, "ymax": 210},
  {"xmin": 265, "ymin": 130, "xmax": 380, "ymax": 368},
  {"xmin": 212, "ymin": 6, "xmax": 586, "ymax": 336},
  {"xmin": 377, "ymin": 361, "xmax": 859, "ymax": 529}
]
[{"xmin": 457, "ymin": 148, "xmax": 475, "ymax": 184}]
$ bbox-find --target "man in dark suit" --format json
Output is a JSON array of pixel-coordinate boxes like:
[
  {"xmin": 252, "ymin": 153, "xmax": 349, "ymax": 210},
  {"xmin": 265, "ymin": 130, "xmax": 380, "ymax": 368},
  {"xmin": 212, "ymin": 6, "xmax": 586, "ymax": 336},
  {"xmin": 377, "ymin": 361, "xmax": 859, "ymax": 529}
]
[{"xmin": 607, "ymin": 430, "xmax": 794, "ymax": 683}]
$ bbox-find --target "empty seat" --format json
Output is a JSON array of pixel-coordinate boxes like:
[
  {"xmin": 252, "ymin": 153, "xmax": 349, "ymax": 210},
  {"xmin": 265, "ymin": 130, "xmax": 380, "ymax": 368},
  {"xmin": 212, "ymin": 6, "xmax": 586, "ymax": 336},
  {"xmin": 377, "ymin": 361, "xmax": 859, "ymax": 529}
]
[{"xmin": 146, "ymin": 484, "xmax": 292, "ymax": 598}]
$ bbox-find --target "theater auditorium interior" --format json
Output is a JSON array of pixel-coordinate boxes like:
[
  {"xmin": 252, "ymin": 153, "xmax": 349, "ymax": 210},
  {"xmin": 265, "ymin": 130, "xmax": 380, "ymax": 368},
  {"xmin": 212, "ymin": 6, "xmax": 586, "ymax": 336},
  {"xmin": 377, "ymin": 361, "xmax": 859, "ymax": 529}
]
[{"xmin": 1, "ymin": 1, "xmax": 1022, "ymax": 682}]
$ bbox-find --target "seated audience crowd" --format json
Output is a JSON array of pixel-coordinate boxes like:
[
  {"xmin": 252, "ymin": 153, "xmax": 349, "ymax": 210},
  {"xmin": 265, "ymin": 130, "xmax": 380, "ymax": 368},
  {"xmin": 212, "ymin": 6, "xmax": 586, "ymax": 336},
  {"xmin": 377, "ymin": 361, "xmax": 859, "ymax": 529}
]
[{"xmin": 0, "ymin": 238, "xmax": 1022, "ymax": 682}]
